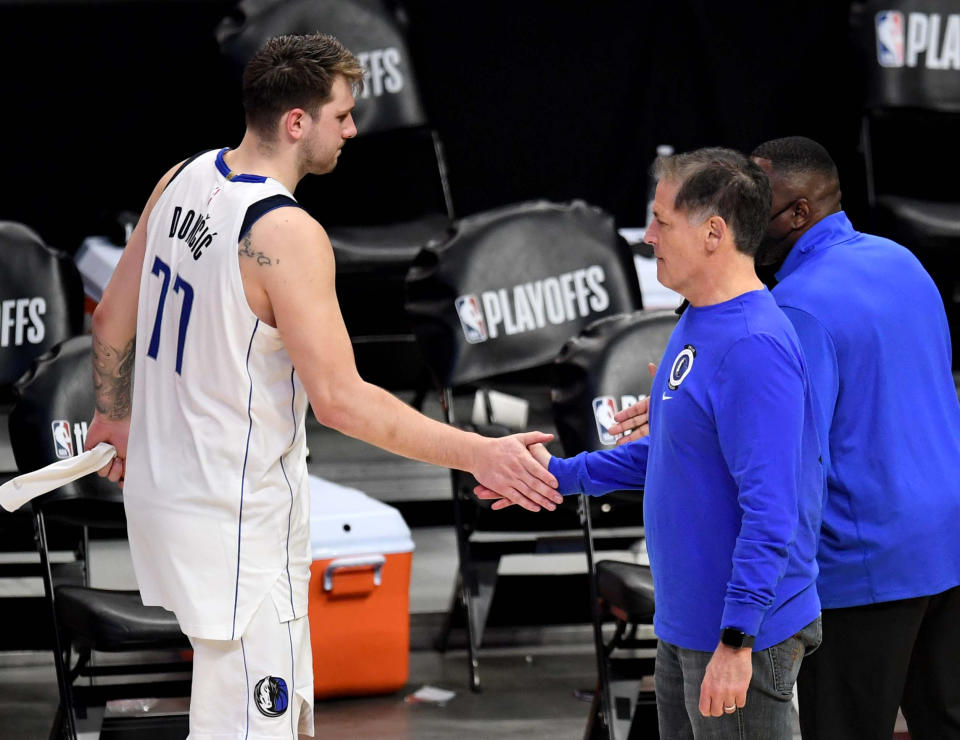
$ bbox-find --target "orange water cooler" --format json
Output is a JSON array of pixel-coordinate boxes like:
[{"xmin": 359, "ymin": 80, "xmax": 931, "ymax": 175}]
[{"xmin": 307, "ymin": 476, "xmax": 414, "ymax": 698}]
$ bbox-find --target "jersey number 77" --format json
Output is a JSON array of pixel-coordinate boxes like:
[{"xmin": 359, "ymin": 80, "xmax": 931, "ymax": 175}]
[{"xmin": 146, "ymin": 255, "xmax": 194, "ymax": 375}]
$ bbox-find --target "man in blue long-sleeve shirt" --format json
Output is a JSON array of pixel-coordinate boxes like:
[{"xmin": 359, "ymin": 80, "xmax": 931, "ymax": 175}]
[
  {"xmin": 479, "ymin": 147, "xmax": 824, "ymax": 739},
  {"xmin": 614, "ymin": 136, "xmax": 960, "ymax": 739},
  {"xmin": 749, "ymin": 136, "xmax": 960, "ymax": 740}
]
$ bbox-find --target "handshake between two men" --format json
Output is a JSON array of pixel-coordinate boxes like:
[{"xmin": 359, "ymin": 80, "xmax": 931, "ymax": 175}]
[{"xmin": 478, "ymin": 380, "xmax": 652, "ymax": 510}]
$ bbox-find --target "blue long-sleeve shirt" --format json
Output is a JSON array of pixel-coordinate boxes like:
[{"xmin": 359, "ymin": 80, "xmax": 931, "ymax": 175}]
[
  {"xmin": 773, "ymin": 212, "xmax": 960, "ymax": 608},
  {"xmin": 551, "ymin": 289, "xmax": 823, "ymax": 652}
]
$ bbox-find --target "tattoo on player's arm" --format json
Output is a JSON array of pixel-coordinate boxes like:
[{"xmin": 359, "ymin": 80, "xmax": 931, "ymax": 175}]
[
  {"xmin": 93, "ymin": 335, "xmax": 136, "ymax": 419},
  {"xmin": 239, "ymin": 232, "xmax": 279, "ymax": 266}
]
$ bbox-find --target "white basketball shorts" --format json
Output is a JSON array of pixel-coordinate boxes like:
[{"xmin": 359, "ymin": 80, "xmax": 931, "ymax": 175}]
[{"xmin": 187, "ymin": 594, "xmax": 314, "ymax": 739}]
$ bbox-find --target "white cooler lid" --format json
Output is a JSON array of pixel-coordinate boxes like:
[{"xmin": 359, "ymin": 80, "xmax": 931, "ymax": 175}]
[{"xmin": 309, "ymin": 475, "xmax": 414, "ymax": 559}]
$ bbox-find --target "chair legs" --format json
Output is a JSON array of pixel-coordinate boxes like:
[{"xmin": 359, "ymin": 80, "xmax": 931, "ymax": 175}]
[
  {"xmin": 583, "ymin": 683, "xmax": 607, "ymax": 740},
  {"xmin": 589, "ymin": 615, "xmax": 658, "ymax": 739},
  {"xmin": 582, "ymin": 627, "xmax": 658, "ymax": 740},
  {"xmin": 449, "ymin": 469, "xmax": 498, "ymax": 692},
  {"xmin": 581, "ymin": 499, "xmax": 658, "ymax": 739},
  {"xmin": 34, "ymin": 510, "xmax": 78, "ymax": 740},
  {"xmin": 48, "ymin": 704, "xmax": 68, "ymax": 740}
]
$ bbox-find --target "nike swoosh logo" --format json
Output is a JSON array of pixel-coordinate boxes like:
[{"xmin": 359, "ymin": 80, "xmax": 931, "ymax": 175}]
[{"xmin": 661, "ymin": 393, "xmax": 673, "ymax": 400}]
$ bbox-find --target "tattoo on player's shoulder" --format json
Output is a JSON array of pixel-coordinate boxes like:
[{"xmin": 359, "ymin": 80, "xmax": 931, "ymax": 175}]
[{"xmin": 239, "ymin": 232, "xmax": 279, "ymax": 266}]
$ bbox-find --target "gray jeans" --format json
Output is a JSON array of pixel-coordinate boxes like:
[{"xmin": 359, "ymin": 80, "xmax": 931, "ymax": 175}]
[{"xmin": 655, "ymin": 617, "xmax": 822, "ymax": 739}]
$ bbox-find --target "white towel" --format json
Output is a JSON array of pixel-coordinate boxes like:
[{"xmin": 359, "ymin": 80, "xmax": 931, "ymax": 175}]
[{"xmin": 0, "ymin": 443, "xmax": 117, "ymax": 512}]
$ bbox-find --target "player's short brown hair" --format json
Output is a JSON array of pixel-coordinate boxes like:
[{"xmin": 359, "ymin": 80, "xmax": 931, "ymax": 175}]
[{"xmin": 242, "ymin": 33, "xmax": 364, "ymax": 140}]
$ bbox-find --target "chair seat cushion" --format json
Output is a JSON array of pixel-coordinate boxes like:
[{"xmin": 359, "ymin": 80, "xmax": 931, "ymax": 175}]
[
  {"xmin": 328, "ymin": 215, "xmax": 451, "ymax": 272},
  {"xmin": 55, "ymin": 586, "xmax": 189, "ymax": 651},
  {"xmin": 596, "ymin": 560, "xmax": 655, "ymax": 621}
]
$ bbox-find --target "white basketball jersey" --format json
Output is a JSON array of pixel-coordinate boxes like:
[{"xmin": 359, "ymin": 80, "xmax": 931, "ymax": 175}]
[{"xmin": 125, "ymin": 149, "xmax": 310, "ymax": 640}]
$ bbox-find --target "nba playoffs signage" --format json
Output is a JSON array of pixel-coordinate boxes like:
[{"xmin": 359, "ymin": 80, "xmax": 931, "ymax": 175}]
[
  {"xmin": 454, "ymin": 265, "xmax": 611, "ymax": 343},
  {"xmin": 51, "ymin": 419, "xmax": 88, "ymax": 459},
  {"xmin": 355, "ymin": 48, "xmax": 406, "ymax": 99},
  {"xmin": 876, "ymin": 9, "xmax": 960, "ymax": 69},
  {"xmin": 1, "ymin": 297, "xmax": 46, "ymax": 348},
  {"xmin": 860, "ymin": 1, "xmax": 960, "ymax": 108}
]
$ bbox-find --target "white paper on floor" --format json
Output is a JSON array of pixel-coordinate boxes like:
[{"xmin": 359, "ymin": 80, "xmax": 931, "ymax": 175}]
[{"xmin": 404, "ymin": 685, "xmax": 457, "ymax": 705}]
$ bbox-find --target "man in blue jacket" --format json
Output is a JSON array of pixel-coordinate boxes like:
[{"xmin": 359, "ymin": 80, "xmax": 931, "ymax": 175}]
[
  {"xmin": 479, "ymin": 147, "xmax": 824, "ymax": 739},
  {"xmin": 750, "ymin": 136, "xmax": 960, "ymax": 740},
  {"xmin": 613, "ymin": 136, "xmax": 960, "ymax": 739}
]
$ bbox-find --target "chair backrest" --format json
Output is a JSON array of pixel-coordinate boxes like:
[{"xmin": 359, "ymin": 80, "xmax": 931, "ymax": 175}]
[
  {"xmin": 9, "ymin": 335, "xmax": 123, "ymax": 522},
  {"xmin": 552, "ymin": 310, "xmax": 677, "ymax": 456},
  {"xmin": 217, "ymin": 0, "xmax": 427, "ymax": 134},
  {"xmin": 216, "ymin": 0, "xmax": 449, "ymax": 226},
  {"xmin": 851, "ymin": 1, "xmax": 960, "ymax": 202},
  {"xmin": 406, "ymin": 200, "xmax": 644, "ymax": 389},
  {"xmin": 0, "ymin": 222, "xmax": 84, "ymax": 404},
  {"xmin": 853, "ymin": 0, "xmax": 960, "ymax": 112},
  {"xmin": 553, "ymin": 310, "xmax": 677, "ymax": 531}
]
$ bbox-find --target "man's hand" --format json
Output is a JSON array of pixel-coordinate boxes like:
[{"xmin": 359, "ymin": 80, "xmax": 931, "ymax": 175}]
[
  {"xmin": 85, "ymin": 412, "xmax": 130, "ymax": 487},
  {"xmin": 607, "ymin": 362, "xmax": 657, "ymax": 445},
  {"xmin": 475, "ymin": 442, "xmax": 555, "ymax": 511},
  {"xmin": 471, "ymin": 432, "xmax": 561, "ymax": 513},
  {"xmin": 699, "ymin": 643, "xmax": 752, "ymax": 717}
]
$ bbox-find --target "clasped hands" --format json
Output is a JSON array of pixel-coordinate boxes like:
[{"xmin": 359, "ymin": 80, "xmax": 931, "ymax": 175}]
[{"xmin": 474, "ymin": 377, "xmax": 653, "ymax": 511}]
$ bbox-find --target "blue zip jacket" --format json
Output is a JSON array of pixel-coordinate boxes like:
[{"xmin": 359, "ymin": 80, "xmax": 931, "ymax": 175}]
[
  {"xmin": 773, "ymin": 212, "xmax": 960, "ymax": 608},
  {"xmin": 550, "ymin": 289, "xmax": 823, "ymax": 651}
]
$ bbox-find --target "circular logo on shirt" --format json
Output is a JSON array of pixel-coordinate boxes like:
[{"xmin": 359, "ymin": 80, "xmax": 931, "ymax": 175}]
[
  {"xmin": 667, "ymin": 345, "xmax": 697, "ymax": 390},
  {"xmin": 254, "ymin": 675, "xmax": 289, "ymax": 717}
]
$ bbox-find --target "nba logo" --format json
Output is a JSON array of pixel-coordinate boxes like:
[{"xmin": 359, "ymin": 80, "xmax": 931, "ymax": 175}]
[
  {"xmin": 876, "ymin": 11, "xmax": 904, "ymax": 67},
  {"xmin": 51, "ymin": 420, "xmax": 74, "ymax": 459},
  {"xmin": 592, "ymin": 396, "xmax": 619, "ymax": 446},
  {"xmin": 455, "ymin": 294, "xmax": 488, "ymax": 344}
]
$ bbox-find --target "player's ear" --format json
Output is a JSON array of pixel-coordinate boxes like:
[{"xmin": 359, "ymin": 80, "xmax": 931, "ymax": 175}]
[{"xmin": 283, "ymin": 108, "xmax": 308, "ymax": 141}]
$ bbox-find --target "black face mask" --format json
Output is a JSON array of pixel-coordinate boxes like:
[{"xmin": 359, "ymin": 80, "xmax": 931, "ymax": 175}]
[
  {"xmin": 768, "ymin": 199, "xmax": 798, "ymax": 223},
  {"xmin": 755, "ymin": 199, "xmax": 800, "ymax": 272}
]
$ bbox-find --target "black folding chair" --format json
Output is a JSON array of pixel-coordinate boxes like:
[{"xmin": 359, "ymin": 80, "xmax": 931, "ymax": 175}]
[
  {"xmin": 406, "ymin": 199, "xmax": 643, "ymax": 690},
  {"xmin": 552, "ymin": 310, "xmax": 678, "ymax": 740},
  {"xmin": 0, "ymin": 221, "xmax": 85, "ymax": 654},
  {"xmin": 9, "ymin": 336, "xmax": 190, "ymax": 740},
  {"xmin": 217, "ymin": 0, "xmax": 454, "ymax": 393}
]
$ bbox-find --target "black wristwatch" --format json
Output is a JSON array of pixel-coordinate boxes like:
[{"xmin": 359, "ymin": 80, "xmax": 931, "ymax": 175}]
[{"xmin": 720, "ymin": 627, "xmax": 755, "ymax": 649}]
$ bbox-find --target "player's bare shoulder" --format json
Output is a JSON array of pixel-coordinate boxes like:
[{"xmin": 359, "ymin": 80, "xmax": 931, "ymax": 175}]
[{"xmin": 239, "ymin": 206, "xmax": 331, "ymax": 269}]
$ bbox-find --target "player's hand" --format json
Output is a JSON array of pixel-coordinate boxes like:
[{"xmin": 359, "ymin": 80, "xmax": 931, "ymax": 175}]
[
  {"xmin": 608, "ymin": 362, "xmax": 658, "ymax": 445},
  {"xmin": 475, "ymin": 442, "xmax": 555, "ymax": 511},
  {"xmin": 471, "ymin": 432, "xmax": 561, "ymax": 512},
  {"xmin": 699, "ymin": 643, "xmax": 752, "ymax": 717},
  {"xmin": 85, "ymin": 412, "xmax": 130, "ymax": 488}
]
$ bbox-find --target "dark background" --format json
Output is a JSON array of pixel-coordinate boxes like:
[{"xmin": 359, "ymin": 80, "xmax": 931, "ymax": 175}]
[{"xmin": 0, "ymin": 0, "xmax": 872, "ymax": 253}]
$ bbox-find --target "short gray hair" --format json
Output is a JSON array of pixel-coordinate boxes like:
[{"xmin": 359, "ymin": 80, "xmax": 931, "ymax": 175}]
[{"xmin": 653, "ymin": 147, "xmax": 772, "ymax": 256}]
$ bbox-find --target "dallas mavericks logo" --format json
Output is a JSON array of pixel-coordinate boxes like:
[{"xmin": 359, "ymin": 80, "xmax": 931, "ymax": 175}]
[
  {"xmin": 254, "ymin": 676, "xmax": 289, "ymax": 717},
  {"xmin": 455, "ymin": 294, "xmax": 488, "ymax": 343},
  {"xmin": 876, "ymin": 11, "xmax": 904, "ymax": 67},
  {"xmin": 667, "ymin": 345, "xmax": 696, "ymax": 391}
]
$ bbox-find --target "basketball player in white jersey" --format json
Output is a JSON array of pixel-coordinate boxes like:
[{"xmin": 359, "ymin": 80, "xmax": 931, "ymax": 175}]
[{"xmin": 84, "ymin": 34, "xmax": 561, "ymax": 739}]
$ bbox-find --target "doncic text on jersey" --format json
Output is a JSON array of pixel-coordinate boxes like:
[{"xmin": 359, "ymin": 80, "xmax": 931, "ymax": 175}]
[{"xmin": 168, "ymin": 206, "xmax": 216, "ymax": 261}]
